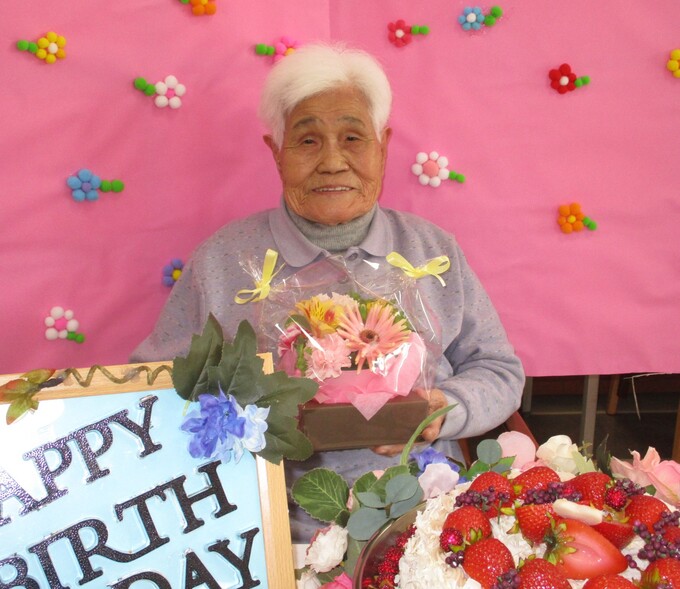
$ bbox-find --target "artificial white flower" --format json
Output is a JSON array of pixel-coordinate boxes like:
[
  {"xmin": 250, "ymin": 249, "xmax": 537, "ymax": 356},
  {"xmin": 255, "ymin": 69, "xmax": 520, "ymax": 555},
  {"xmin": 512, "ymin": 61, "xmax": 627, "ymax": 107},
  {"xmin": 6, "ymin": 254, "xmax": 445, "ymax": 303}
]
[
  {"xmin": 297, "ymin": 570, "xmax": 321, "ymax": 589},
  {"xmin": 411, "ymin": 151, "xmax": 450, "ymax": 187},
  {"xmin": 304, "ymin": 524, "xmax": 348, "ymax": 573},
  {"xmin": 418, "ymin": 463, "xmax": 459, "ymax": 499},
  {"xmin": 155, "ymin": 75, "xmax": 186, "ymax": 109},
  {"xmin": 535, "ymin": 434, "xmax": 580, "ymax": 473}
]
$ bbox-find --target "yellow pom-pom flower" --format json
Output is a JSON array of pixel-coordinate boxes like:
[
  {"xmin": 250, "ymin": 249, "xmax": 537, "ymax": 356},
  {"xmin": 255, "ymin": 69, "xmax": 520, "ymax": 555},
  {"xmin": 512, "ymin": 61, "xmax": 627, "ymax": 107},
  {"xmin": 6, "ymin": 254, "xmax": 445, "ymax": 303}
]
[{"xmin": 35, "ymin": 31, "xmax": 66, "ymax": 64}]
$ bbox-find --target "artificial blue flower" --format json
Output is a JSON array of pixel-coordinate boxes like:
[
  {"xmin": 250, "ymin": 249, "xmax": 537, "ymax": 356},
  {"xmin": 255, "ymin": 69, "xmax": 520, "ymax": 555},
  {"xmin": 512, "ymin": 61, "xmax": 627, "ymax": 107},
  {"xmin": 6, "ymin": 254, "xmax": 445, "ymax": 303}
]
[
  {"xmin": 231, "ymin": 403, "xmax": 270, "ymax": 462},
  {"xmin": 181, "ymin": 389, "xmax": 246, "ymax": 462},
  {"xmin": 411, "ymin": 447, "xmax": 460, "ymax": 475},
  {"xmin": 66, "ymin": 168, "xmax": 102, "ymax": 202},
  {"xmin": 458, "ymin": 6, "xmax": 485, "ymax": 31}
]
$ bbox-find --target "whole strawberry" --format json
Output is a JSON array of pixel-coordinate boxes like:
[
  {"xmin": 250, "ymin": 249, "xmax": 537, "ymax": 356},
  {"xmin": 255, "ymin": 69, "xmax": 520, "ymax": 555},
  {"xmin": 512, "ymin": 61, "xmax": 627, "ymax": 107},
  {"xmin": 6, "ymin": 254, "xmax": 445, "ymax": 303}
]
[
  {"xmin": 516, "ymin": 503, "xmax": 557, "ymax": 544},
  {"xmin": 545, "ymin": 518, "xmax": 627, "ymax": 580},
  {"xmin": 517, "ymin": 558, "xmax": 571, "ymax": 589},
  {"xmin": 570, "ymin": 472, "xmax": 612, "ymax": 509},
  {"xmin": 468, "ymin": 471, "xmax": 514, "ymax": 517},
  {"xmin": 626, "ymin": 495, "xmax": 671, "ymax": 532},
  {"xmin": 582, "ymin": 574, "xmax": 638, "ymax": 588},
  {"xmin": 639, "ymin": 557, "xmax": 680, "ymax": 588},
  {"xmin": 593, "ymin": 518, "xmax": 636, "ymax": 549},
  {"xmin": 443, "ymin": 505, "xmax": 492, "ymax": 544},
  {"xmin": 462, "ymin": 537, "xmax": 515, "ymax": 589},
  {"xmin": 513, "ymin": 466, "xmax": 561, "ymax": 501}
]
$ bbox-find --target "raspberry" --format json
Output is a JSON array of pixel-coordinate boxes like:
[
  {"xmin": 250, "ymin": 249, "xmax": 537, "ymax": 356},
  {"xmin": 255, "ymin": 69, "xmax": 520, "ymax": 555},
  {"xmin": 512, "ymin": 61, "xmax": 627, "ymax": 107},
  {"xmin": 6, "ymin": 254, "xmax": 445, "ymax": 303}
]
[
  {"xmin": 439, "ymin": 527, "xmax": 464, "ymax": 552},
  {"xmin": 605, "ymin": 487, "xmax": 629, "ymax": 511}
]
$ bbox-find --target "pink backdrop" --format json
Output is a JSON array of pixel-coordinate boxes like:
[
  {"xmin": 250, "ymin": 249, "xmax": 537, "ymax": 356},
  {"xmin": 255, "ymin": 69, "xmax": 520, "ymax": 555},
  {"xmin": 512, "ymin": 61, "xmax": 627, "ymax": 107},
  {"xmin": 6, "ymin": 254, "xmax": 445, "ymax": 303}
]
[{"xmin": 1, "ymin": 1, "xmax": 679, "ymax": 376}]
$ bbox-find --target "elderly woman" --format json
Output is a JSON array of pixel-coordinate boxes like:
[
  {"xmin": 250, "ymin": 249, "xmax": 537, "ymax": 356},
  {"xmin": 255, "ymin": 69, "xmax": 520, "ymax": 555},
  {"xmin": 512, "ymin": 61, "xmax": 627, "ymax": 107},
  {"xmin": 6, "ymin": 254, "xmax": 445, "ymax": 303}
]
[{"xmin": 132, "ymin": 43, "xmax": 524, "ymax": 540}]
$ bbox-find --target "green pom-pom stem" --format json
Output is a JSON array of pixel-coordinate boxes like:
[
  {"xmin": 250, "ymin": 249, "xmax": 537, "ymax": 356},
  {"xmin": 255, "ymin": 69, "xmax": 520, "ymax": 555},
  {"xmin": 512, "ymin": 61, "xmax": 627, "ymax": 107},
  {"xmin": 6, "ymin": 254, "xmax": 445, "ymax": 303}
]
[
  {"xmin": 420, "ymin": 25, "xmax": 430, "ymax": 35},
  {"xmin": 17, "ymin": 40, "xmax": 29, "ymax": 51},
  {"xmin": 266, "ymin": 46, "xmax": 275, "ymax": 55},
  {"xmin": 134, "ymin": 77, "xmax": 148, "ymax": 91},
  {"xmin": 100, "ymin": 180, "xmax": 112, "ymax": 192},
  {"xmin": 28, "ymin": 42, "xmax": 38, "ymax": 54},
  {"xmin": 584, "ymin": 217, "xmax": 597, "ymax": 230},
  {"xmin": 144, "ymin": 85, "xmax": 156, "ymax": 96},
  {"xmin": 490, "ymin": 6, "xmax": 503, "ymax": 17},
  {"xmin": 485, "ymin": 16, "xmax": 497, "ymax": 26},
  {"xmin": 255, "ymin": 44, "xmax": 268, "ymax": 55},
  {"xmin": 111, "ymin": 180, "xmax": 125, "ymax": 193},
  {"xmin": 449, "ymin": 171, "xmax": 466, "ymax": 183}
]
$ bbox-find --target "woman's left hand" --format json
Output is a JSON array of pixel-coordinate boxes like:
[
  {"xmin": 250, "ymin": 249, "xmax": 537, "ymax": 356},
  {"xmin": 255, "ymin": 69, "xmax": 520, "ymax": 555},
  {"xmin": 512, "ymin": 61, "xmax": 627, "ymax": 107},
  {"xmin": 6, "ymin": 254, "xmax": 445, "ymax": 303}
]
[{"xmin": 371, "ymin": 388, "xmax": 448, "ymax": 457}]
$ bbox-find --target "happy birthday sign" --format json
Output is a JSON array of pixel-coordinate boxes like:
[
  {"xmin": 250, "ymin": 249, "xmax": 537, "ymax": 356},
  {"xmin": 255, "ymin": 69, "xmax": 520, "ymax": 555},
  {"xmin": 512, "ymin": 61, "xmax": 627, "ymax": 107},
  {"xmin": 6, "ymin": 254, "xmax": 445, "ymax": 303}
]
[{"xmin": 0, "ymin": 378, "xmax": 292, "ymax": 588}]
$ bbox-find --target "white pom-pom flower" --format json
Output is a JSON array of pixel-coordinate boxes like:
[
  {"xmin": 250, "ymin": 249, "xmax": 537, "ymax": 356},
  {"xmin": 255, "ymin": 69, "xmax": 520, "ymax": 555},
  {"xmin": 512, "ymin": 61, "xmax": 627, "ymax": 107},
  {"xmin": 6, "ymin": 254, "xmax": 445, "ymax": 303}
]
[
  {"xmin": 411, "ymin": 151, "xmax": 451, "ymax": 187},
  {"xmin": 155, "ymin": 75, "xmax": 186, "ymax": 109},
  {"xmin": 44, "ymin": 306, "xmax": 79, "ymax": 340}
]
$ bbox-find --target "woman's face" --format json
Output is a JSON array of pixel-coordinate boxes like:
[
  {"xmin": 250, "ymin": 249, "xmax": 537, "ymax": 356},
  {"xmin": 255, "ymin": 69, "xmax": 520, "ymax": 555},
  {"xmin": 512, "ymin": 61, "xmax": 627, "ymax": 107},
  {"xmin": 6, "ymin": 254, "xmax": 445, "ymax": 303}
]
[{"xmin": 264, "ymin": 86, "xmax": 391, "ymax": 226}]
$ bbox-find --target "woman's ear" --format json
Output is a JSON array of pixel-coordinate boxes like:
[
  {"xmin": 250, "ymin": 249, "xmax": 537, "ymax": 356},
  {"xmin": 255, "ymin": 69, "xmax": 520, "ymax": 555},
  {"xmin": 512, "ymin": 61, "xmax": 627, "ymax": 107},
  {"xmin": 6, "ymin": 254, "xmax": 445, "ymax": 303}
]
[{"xmin": 262, "ymin": 135, "xmax": 281, "ymax": 174}]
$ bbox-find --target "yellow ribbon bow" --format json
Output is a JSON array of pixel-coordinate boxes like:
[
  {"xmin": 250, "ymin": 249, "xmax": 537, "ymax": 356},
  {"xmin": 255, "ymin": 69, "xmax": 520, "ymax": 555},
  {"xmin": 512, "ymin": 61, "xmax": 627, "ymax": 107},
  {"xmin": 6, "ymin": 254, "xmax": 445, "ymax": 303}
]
[
  {"xmin": 386, "ymin": 252, "xmax": 450, "ymax": 287},
  {"xmin": 234, "ymin": 249, "xmax": 285, "ymax": 304}
]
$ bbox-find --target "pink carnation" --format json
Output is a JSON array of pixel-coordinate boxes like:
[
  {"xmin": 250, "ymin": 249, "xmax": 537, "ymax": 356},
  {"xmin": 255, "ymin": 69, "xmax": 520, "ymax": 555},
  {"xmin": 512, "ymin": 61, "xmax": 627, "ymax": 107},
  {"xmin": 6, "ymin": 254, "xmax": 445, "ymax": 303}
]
[
  {"xmin": 321, "ymin": 573, "xmax": 352, "ymax": 589},
  {"xmin": 610, "ymin": 447, "xmax": 661, "ymax": 488},
  {"xmin": 305, "ymin": 334, "xmax": 352, "ymax": 381}
]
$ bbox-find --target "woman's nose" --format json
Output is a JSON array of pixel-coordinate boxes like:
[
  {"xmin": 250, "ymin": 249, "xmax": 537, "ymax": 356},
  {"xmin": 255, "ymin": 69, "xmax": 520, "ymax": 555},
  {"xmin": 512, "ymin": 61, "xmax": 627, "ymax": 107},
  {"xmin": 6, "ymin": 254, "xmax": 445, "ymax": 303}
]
[{"xmin": 317, "ymin": 141, "xmax": 349, "ymax": 173}]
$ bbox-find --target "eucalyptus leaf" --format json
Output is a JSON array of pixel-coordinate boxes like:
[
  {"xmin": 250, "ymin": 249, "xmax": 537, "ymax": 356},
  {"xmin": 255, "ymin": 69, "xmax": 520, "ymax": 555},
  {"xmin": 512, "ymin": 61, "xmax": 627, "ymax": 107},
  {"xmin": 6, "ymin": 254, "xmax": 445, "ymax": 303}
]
[
  {"xmin": 385, "ymin": 474, "xmax": 420, "ymax": 504},
  {"xmin": 390, "ymin": 488, "xmax": 423, "ymax": 519},
  {"xmin": 368, "ymin": 464, "xmax": 410, "ymax": 498},
  {"xmin": 347, "ymin": 507, "xmax": 388, "ymax": 541},
  {"xmin": 292, "ymin": 468, "xmax": 350, "ymax": 524},
  {"xmin": 172, "ymin": 313, "xmax": 224, "ymax": 400},
  {"xmin": 344, "ymin": 537, "xmax": 365, "ymax": 578},
  {"xmin": 476, "ymin": 439, "xmax": 503, "ymax": 464},
  {"xmin": 355, "ymin": 491, "xmax": 385, "ymax": 509}
]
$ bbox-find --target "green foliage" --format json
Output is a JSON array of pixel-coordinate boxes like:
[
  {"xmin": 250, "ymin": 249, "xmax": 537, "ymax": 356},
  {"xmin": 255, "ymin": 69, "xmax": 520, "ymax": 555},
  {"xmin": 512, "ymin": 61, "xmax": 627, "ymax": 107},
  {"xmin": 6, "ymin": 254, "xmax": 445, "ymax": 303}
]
[
  {"xmin": 172, "ymin": 315, "xmax": 318, "ymax": 464},
  {"xmin": 291, "ymin": 468, "xmax": 350, "ymax": 525},
  {"xmin": 476, "ymin": 439, "xmax": 503, "ymax": 464},
  {"xmin": 0, "ymin": 369, "xmax": 59, "ymax": 425}
]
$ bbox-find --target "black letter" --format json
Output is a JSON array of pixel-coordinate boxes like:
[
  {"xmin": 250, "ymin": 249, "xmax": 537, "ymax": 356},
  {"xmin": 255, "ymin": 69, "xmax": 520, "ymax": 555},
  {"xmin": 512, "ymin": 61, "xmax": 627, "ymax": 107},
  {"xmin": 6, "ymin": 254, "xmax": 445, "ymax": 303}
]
[
  {"xmin": 0, "ymin": 469, "xmax": 40, "ymax": 527},
  {"xmin": 23, "ymin": 438, "xmax": 72, "ymax": 510},
  {"xmin": 184, "ymin": 551, "xmax": 221, "ymax": 589},
  {"xmin": 165, "ymin": 461, "xmax": 236, "ymax": 533},
  {"xmin": 0, "ymin": 556, "xmax": 40, "ymax": 589},
  {"xmin": 67, "ymin": 420, "xmax": 115, "ymax": 483},
  {"xmin": 110, "ymin": 572, "xmax": 171, "ymax": 589},
  {"xmin": 208, "ymin": 528, "xmax": 261, "ymax": 589},
  {"xmin": 114, "ymin": 487, "xmax": 171, "ymax": 554},
  {"xmin": 110, "ymin": 395, "xmax": 162, "ymax": 458}
]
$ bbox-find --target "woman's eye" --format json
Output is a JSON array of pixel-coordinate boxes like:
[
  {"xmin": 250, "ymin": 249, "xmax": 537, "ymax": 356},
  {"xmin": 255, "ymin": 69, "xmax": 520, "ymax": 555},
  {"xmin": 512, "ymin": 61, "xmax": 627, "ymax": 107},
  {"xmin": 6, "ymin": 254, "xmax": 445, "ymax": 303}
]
[
  {"xmin": 301, "ymin": 138, "xmax": 316, "ymax": 145},
  {"xmin": 346, "ymin": 135, "xmax": 359, "ymax": 142}
]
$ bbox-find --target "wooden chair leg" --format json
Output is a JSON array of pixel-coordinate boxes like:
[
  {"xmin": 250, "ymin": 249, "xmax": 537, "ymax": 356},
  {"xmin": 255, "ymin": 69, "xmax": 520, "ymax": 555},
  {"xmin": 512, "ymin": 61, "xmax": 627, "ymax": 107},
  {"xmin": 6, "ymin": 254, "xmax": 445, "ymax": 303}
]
[{"xmin": 606, "ymin": 374, "xmax": 621, "ymax": 415}]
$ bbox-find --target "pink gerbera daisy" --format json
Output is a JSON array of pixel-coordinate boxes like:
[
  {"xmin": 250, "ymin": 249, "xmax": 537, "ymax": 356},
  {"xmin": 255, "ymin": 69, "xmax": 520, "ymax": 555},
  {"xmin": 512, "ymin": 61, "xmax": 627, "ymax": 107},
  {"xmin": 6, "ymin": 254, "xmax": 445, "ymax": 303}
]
[{"xmin": 337, "ymin": 301, "xmax": 410, "ymax": 371}]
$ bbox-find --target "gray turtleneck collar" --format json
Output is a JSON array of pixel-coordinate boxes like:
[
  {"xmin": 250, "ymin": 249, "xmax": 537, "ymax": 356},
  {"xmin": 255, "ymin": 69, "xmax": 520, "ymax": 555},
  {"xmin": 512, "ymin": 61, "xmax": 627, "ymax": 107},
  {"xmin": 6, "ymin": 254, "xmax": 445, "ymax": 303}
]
[{"xmin": 285, "ymin": 203, "xmax": 378, "ymax": 252}]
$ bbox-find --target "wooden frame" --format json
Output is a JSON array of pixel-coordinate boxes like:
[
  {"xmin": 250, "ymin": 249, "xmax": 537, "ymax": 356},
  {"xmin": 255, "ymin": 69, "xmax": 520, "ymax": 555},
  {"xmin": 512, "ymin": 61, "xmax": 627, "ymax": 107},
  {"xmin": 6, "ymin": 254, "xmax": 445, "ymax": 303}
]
[{"xmin": 0, "ymin": 361, "xmax": 295, "ymax": 589}]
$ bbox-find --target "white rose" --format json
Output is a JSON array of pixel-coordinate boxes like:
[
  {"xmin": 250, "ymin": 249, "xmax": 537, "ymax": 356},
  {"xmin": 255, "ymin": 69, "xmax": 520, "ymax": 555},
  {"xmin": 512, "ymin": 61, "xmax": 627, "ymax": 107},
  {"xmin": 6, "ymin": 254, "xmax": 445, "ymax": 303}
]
[
  {"xmin": 297, "ymin": 570, "xmax": 322, "ymax": 589},
  {"xmin": 304, "ymin": 524, "xmax": 349, "ymax": 573},
  {"xmin": 535, "ymin": 435, "xmax": 580, "ymax": 473}
]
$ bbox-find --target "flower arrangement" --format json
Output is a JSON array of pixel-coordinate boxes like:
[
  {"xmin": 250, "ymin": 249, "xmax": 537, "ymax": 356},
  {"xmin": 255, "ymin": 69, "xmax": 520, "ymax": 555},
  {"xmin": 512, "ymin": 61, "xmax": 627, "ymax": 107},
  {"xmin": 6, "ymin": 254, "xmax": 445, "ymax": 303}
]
[
  {"xmin": 276, "ymin": 292, "xmax": 427, "ymax": 420},
  {"xmin": 294, "ymin": 429, "xmax": 680, "ymax": 589}
]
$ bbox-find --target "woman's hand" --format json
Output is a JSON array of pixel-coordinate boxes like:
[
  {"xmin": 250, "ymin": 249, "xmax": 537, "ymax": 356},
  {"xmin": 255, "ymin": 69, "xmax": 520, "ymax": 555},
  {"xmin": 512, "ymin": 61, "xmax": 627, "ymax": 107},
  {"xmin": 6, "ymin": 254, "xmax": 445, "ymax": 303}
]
[{"xmin": 371, "ymin": 388, "xmax": 449, "ymax": 457}]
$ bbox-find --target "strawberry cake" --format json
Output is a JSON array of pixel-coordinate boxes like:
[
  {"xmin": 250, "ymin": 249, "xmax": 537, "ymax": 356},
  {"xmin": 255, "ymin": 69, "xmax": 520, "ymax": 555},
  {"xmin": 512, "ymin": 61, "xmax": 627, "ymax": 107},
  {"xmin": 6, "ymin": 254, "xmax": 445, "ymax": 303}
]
[{"xmin": 360, "ymin": 467, "xmax": 680, "ymax": 589}]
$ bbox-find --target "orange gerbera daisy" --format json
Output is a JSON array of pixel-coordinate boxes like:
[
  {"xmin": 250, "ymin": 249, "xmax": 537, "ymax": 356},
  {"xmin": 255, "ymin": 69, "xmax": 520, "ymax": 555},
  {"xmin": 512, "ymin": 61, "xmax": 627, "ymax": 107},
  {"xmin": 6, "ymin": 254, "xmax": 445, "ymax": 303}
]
[
  {"xmin": 557, "ymin": 203, "xmax": 585, "ymax": 233},
  {"xmin": 337, "ymin": 301, "xmax": 410, "ymax": 371}
]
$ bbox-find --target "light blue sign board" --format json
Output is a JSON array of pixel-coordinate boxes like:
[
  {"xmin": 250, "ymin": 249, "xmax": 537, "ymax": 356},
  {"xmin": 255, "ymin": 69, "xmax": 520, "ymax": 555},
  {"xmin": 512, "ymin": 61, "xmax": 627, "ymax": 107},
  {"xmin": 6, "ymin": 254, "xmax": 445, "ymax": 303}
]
[{"xmin": 0, "ymin": 389, "xmax": 268, "ymax": 588}]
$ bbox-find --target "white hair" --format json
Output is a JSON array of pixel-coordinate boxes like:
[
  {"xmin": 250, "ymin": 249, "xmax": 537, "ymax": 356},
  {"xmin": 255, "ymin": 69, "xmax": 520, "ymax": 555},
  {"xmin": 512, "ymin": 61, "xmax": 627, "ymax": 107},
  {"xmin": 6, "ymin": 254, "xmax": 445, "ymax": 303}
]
[{"xmin": 259, "ymin": 43, "xmax": 392, "ymax": 147}]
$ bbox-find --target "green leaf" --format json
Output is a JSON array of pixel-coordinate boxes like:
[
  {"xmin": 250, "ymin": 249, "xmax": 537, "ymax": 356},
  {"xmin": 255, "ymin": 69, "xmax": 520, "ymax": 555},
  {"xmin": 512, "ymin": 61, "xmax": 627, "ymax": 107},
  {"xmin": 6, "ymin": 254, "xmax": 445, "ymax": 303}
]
[
  {"xmin": 6, "ymin": 396, "xmax": 34, "ymax": 425},
  {"xmin": 21, "ymin": 369, "xmax": 56, "ymax": 385},
  {"xmin": 385, "ymin": 474, "xmax": 420, "ymax": 504},
  {"xmin": 369, "ymin": 465, "xmax": 411, "ymax": 499},
  {"xmin": 212, "ymin": 320, "xmax": 264, "ymax": 403},
  {"xmin": 352, "ymin": 471, "xmax": 379, "ymax": 496},
  {"xmin": 355, "ymin": 491, "xmax": 385, "ymax": 509},
  {"xmin": 256, "ymin": 371, "xmax": 317, "ymax": 417},
  {"xmin": 492, "ymin": 456, "xmax": 516, "ymax": 474},
  {"xmin": 172, "ymin": 314, "xmax": 224, "ymax": 400},
  {"xmin": 344, "ymin": 537, "xmax": 366, "ymax": 578},
  {"xmin": 0, "ymin": 379, "xmax": 36, "ymax": 402},
  {"xmin": 465, "ymin": 460, "xmax": 491, "ymax": 480},
  {"xmin": 390, "ymin": 488, "xmax": 423, "ymax": 519},
  {"xmin": 595, "ymin": 435, "xmax": 612, "ymax": 475},
  {"xmin": 292, "ymin": 468, "xmax": 350, "ymax": 524},
  {"xmin": 476, "ymin": 439, "xmax": 502, "ymax": 464},
  {"xmin": 315, "ymin": 566, "xmax": 344, "ymax": 584},
  {"xmin": 347, "ymin": 507, "xmax": 388, "ymax": 541},
  {"xmin": 259, "ymin": 415, "xmax": 313, "ymax": 463},
  {"xmin": 399, "ymin": 403, "xmax": 458, "ymax": 465}
]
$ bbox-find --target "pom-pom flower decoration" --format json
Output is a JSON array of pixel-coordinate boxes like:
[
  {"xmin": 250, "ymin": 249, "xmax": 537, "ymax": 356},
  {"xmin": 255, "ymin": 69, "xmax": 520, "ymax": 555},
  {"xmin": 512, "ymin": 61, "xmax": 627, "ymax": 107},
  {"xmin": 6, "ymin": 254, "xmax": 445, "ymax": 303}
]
[
  {"xmin": 411, "ymin": 151, "xmax": 466, "ymax": 188},
  {"xmin": 549, "ymin": 63, "xmax": 591, "ymax": 94},
  {"xmin": 44, "ymin": 306, "xmax": 84, "ymax": 343},
  {"xmin": 457, "ymin": 6, "xmax": 503, "ymax": 31},
  {"xmin": 557, "ymin": 202, "xmax": 597, "ymax": 234},
  {"xmin": 387, "ymin": 20, "xmax": 430, "ymax": 48},
  {"xmin": 16, "ymin": 32, "xmax": 66, "ymax": 64},
  {"xmin": 66, "ymin": 169, "xmax": 124, "ymax": 202},
  {"xmin": 177, "ymin": 0, "xmax": 216, "ymax": 16},
  {"xmin": 162, "ymin": 259, "xmax": 184, "ymax": 287},
  {"xmin": 133, "ymin": 75, "xmax": 186, "ymax": 109},
  {"xmin": 667, "ymin": 49, "xmax": 680, "ymax": 79},
  {"xmin": 255, "ymin": 37, "xmax": 301, "ymax": 62}
]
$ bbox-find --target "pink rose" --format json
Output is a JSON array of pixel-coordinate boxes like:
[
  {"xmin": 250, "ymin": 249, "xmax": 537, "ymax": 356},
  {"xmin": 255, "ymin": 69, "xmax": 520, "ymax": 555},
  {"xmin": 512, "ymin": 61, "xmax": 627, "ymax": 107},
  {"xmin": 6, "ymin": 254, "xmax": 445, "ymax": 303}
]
[
  {"xmin": 648, "ymin": 460, "xmax": 680, "ymax": 506},
  {"xmin": 610, "ymin": 447, "xmax": 661, "ymax": 488},
  {"xmin": 321, "ymin": 572, "xmax": 352, "ymax": 589},
  {"xmin": 418, "ymin": 463, "xmax": 460, "ymax": 499},
  {"xmin": 497, "ymin": 431, "xmax": 537, "ymax": 470}
]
